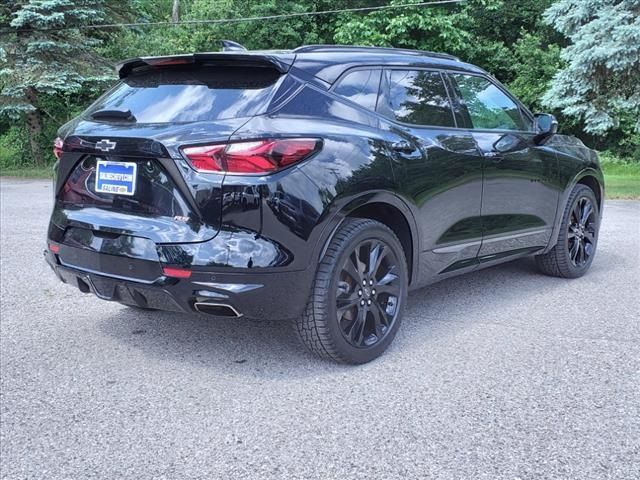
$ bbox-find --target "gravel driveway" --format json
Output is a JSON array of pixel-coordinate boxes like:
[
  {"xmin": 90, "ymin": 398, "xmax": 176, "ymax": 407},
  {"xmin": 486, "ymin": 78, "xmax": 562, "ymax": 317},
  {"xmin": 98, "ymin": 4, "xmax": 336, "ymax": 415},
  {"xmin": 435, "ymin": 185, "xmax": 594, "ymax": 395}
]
[{"xmin": 1, "ymin": 177, "xmax": 639, "ymax": 479}]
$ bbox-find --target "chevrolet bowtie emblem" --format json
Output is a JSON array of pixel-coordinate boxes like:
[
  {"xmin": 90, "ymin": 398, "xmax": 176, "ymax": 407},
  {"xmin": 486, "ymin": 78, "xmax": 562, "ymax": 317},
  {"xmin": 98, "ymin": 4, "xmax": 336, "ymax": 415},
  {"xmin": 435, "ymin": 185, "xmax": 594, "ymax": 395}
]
[{"xmin": 95, "ymin": 139, "xmax": 116, "ymax": 152}]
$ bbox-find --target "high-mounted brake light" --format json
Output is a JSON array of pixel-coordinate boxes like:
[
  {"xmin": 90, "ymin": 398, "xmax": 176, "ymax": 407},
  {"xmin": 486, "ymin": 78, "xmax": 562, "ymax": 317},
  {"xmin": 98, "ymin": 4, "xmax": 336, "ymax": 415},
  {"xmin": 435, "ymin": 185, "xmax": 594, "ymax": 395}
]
[
  {"xmin": 181, "ymin": 138, "xmax": 321, "ymax": 174},
  {"xmin": 53, "ymin": 137, "xmax": 64, "ymax": 160},
  {"xmin": 145, "ymin": 57, "xmax": 193, "ymax": 67}
]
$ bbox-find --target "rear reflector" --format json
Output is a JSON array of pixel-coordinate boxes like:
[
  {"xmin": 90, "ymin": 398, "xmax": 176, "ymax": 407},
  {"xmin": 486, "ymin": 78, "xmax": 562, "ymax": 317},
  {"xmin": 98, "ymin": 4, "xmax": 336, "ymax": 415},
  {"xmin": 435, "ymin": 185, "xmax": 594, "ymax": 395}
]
[
  {"xmin": 162, "ymin": 267, "xmax": 192, "ymax": 279},
  {"xmin": 181, "ymin": 138, "xmax": 320, "ymax": 174}
]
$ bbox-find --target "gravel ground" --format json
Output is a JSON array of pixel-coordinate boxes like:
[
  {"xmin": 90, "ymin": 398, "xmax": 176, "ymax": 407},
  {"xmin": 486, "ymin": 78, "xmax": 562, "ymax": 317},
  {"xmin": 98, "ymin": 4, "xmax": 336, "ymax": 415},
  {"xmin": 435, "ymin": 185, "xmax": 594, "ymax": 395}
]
[{"xmin": 1, "ymin": 177, "xmax": 639, "ymax": 479}]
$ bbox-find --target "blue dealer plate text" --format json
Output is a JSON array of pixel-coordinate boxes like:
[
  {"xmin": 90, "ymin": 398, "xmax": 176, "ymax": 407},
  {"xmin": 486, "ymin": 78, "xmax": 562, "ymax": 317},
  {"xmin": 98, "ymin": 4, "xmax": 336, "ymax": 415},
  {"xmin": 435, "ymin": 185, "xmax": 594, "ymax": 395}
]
[{"xmin": 95, "ymin": 160, "xmax": 137, "ymax": 196}]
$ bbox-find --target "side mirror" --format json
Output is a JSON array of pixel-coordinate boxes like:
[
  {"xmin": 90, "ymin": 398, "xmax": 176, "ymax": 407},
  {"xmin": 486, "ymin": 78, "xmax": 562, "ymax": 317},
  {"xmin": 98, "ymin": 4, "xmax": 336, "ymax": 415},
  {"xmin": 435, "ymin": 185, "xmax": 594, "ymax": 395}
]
[
  {"xmin": 533, "ymin": 113, "xmax": 558, "ymax": 145},
  {"xmin": 492, "ymin": 133, "xmax": 524, "ymax": 153}
]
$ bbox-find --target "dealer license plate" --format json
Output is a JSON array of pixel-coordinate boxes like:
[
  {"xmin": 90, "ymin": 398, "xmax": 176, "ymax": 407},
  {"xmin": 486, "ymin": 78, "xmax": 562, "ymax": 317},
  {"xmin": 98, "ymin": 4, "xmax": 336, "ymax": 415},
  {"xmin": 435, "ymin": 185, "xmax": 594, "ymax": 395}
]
[{"xmin": 95, "ymin": 160, "xmax": 137, "ymax": 196}]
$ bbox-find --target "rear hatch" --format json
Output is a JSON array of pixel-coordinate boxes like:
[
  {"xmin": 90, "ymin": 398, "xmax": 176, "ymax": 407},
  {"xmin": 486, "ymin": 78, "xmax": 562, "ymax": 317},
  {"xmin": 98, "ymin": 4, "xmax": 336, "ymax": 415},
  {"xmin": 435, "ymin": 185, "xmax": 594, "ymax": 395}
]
[{"xmin": 53, "ymin": 61, "xmax": 287, "ymax": 246}]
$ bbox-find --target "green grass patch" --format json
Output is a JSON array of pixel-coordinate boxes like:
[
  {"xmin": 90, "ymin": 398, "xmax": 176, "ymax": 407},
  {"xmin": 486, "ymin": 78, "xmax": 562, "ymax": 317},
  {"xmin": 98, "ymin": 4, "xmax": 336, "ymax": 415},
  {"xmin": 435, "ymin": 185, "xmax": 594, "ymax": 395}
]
[
  {"xmin": 1, "ymin": 166, "xmax": 55, "ymax": 179},
  {"xmin": 601, "ymin": 161, "xmax": 640, "ymax": 200}
]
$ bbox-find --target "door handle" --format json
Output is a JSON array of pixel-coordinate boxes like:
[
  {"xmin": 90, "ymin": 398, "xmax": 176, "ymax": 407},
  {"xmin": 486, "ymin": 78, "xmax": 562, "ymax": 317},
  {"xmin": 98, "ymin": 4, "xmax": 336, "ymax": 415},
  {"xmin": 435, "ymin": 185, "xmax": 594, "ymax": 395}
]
[
  {"xmin": 391, "ymin": 140, "xmax": 415, "ymax": 153},
  {"xmin": 485, "ymin": 151, "xmax": 503, "ymax": 162}
]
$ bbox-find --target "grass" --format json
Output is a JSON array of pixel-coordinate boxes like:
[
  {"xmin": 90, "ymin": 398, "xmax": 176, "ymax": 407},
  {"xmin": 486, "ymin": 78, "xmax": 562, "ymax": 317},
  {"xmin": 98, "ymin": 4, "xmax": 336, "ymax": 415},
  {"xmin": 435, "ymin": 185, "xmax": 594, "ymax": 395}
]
[
  {"xmin": 2, "ymin": 158, "xmax": 639, "ymax": 199},
  {"xmin": 1, "ymin": 166, "xmax": 55, "ymax": 179},
  {"xmin": 601, "ymin": 162, "xmax": 640, "ymax": 200}
]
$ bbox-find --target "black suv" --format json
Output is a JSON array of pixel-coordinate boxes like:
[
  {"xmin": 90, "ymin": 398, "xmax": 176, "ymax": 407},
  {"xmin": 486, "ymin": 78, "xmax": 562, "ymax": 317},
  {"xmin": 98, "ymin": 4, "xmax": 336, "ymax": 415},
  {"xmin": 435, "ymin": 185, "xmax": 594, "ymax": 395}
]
[{"xmin": 46, "ymin": 44, "xmax": 603, "ymax": 363}]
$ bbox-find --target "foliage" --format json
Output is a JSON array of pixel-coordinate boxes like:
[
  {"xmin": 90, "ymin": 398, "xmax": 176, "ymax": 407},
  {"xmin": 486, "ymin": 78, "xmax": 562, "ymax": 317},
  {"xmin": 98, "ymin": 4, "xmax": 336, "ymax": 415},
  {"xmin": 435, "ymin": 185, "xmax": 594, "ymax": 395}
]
[
  {"xmin": 334, "ymin": 0, "xmax": 471, "ymax": 55},
  {"xmin": 508, "ymin": 33, "xmax": 562, "ymax": 113},
  {"xmin": 0, "ymin": 126, "xmax": 30, "ymax": 169},
  {"xmin": 0, "ymin": 0, "xmax": 117, "ymax": 119},
  {"xmin": 0, "ymin": 0, "xmax": 638, "ymax": 170},
  {"xmin": 542, "ymin": 0, "xmax": 640, "ymax": 135},
  {"xmin": 0, "ymin": 0, "xmax": 131, "ymax": 164}
]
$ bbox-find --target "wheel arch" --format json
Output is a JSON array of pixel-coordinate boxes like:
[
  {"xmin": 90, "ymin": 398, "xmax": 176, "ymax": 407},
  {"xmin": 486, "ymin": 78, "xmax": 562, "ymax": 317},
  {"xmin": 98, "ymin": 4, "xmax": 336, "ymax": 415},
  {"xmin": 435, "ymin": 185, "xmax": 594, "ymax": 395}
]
[
  {"xmin": 543, "ymin": 168, "xmax": 604, "ymax": 254},
  {"xmin": 576, "ymin": 174, "xmax": 604, "ymax": 213},
  {"xmin": 316, "ymin": 191, "xmax": 420, "ymax": 285}
]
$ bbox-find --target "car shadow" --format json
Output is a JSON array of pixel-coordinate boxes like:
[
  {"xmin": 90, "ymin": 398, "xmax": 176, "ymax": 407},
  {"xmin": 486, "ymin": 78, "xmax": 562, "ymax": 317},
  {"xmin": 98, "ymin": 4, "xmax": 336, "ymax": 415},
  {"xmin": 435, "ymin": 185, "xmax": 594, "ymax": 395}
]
[{"xmin": 95, "ymin": 257, "xmax": 572, "ymax": 377}]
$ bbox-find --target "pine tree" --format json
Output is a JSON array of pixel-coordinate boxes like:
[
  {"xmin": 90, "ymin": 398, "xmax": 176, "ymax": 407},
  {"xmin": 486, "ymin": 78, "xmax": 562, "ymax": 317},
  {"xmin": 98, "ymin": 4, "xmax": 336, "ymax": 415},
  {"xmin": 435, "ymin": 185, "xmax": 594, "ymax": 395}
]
[
  {"xmin": 0, "ymin": 1, "xmax": 116, "ymax": 165},
  {"xmin": 542, "ymin": 0, "xmax": 640, "ymax": 135}
]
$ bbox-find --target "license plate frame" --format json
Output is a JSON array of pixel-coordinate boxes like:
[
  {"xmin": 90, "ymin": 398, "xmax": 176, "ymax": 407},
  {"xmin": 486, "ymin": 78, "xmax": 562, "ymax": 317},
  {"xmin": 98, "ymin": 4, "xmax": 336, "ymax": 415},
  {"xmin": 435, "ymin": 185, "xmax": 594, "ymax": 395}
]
[{"xmin": 95, "ymin": 160, "xmax": 137, "ymax": 196}]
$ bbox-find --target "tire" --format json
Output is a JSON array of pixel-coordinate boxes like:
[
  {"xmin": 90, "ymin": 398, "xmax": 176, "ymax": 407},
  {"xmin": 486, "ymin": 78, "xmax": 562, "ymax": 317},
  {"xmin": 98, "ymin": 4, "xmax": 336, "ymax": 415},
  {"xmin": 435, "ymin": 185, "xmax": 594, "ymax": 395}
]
[
  {"xmin": 295, "ymin": 218, "xmax": 408, "ymax": 364},
  {"xmin": 535, "ymin": 184, "xmax": 600, "ymax": 278}
]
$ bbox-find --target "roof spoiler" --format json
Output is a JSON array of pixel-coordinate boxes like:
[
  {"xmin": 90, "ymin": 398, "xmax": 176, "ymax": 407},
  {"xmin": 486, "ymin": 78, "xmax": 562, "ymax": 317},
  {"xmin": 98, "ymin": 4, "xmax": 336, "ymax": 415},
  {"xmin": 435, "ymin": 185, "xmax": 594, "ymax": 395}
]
[{"xmin": 116, "ymin": 52, "xmax": 295, "ymax": 79}]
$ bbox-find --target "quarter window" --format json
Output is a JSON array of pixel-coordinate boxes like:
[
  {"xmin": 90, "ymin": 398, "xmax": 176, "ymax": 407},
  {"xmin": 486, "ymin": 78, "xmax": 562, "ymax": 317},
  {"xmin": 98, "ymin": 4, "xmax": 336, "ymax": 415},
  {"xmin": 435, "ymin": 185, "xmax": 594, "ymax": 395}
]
[
  {"xmin": 451, "ymin": 74, "xmax": 528, "ymax": 131},
  {"xmin": 333, "ymin": 69, "xmax": 381, "ymax": 112},
  {"xmin": 381, "ymin": 70, "xmax": 455, "ymax": 127}
]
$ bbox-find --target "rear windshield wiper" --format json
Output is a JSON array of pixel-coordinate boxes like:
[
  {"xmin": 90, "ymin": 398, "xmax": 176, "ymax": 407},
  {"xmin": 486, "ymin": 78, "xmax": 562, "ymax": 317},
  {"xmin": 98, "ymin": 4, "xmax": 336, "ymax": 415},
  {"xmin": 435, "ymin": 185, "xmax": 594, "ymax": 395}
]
[{"xmin": 90, "ymin": 109, "xmax": 137, "ymax": 122}]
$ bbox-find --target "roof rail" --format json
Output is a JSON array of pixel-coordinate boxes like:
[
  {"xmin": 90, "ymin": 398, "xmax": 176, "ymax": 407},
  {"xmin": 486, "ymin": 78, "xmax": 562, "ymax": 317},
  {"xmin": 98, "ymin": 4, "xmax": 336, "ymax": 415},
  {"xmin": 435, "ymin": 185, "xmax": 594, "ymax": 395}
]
[{"xmin": 293, "ymin": 44, "xmax": 459, "ymax": 61}]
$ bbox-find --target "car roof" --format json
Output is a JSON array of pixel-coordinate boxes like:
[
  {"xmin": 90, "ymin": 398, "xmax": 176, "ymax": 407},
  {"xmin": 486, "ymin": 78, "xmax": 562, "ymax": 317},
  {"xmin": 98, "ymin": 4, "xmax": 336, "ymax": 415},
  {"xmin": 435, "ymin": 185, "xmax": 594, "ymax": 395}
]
[
  {"xmin": 117, "ymin": 44, "xmax": 487, "ymax": 84},
  {"xmin": 288, "ymin": 45, "xmax": 486, "ymax": 84}
]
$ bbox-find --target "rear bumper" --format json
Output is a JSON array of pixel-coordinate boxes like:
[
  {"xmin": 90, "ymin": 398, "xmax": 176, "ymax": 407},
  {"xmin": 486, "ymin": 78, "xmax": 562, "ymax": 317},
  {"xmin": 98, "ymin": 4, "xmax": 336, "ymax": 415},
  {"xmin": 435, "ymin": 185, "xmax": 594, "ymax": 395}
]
[{"xmin": 44, "ymin": 248, "xmax": 314, "ymax": 320}]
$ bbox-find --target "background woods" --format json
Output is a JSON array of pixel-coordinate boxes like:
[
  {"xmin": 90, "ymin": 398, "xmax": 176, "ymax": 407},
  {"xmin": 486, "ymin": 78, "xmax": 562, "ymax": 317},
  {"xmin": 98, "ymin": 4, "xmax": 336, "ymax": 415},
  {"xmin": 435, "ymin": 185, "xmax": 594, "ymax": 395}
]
[{"xmin": 1, "ymin": 0, "xmax": 638, "ymax": 181}]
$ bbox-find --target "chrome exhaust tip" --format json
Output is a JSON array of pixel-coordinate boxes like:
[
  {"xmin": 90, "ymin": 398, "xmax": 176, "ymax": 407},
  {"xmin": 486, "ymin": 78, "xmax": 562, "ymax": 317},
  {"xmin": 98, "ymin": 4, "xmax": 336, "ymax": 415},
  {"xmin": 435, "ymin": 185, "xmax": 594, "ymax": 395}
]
[{"xmin": 193, "ymin": 302, "xmax": 242, "ymax": 318}]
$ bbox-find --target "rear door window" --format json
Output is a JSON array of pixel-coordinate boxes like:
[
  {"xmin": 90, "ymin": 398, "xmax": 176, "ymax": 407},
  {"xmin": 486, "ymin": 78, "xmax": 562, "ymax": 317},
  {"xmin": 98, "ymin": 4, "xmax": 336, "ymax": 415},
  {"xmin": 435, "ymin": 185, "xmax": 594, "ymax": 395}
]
[
  {"xmin": 450, "ymin": 74, "xmax": 529, "ymax": 131},
  {"xmin": 332, "ymin": 69, "xmax": 382, "ymax": 111},
  {"xmin": 85, "ymin": 66, "xmax": 282, "ymax": 123},
  {"xmin": 379, "ymin": 69, "xmax": 455, "ymax": 128}
]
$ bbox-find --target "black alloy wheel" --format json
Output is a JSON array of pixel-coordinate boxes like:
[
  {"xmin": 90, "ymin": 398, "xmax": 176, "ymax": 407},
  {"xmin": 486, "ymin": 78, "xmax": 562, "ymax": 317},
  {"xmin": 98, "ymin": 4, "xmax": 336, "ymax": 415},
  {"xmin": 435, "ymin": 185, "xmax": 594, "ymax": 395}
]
[
  {"xmin": 567, "ymin": 196, "xmax": 597, "ymax": 267},
  {"xmin": 336, "ymin": 240, "xmax": 402, "ymax": 348},
  {"xmin": 535, "ymin": 184, "xmax": 600, "ymax": 278},
  {"xmin": 296, "ymin": 218, "xmax": 408, "ymax": 364}
]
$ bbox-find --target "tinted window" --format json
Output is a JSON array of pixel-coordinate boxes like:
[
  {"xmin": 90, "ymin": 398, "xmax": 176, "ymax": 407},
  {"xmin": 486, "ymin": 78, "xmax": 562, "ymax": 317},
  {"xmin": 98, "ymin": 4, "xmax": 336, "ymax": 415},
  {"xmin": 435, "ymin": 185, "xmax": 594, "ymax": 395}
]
[
  {"xmin": 333, "ymin": 69, "xmax": 381, "ymax": 111},
  {"xmin": 451, "ymin": 74, "xmax": 527, "ymax": 131},
  {"xmin": 382, "ymin": 70, "xmax": 455, "ymax": 127},
  {"xmin": 85, "ymin": 67, "xmax": 281, "ymax": 123}
]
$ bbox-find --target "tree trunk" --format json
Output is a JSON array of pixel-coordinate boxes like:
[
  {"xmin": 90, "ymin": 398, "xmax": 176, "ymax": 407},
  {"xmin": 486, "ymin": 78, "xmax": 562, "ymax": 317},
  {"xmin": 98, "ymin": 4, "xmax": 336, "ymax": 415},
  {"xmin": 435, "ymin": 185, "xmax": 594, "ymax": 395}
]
[
  {"xmin": 24, "ymin": 87, "xmax": 45, "ymax": 167},
  {"xmin": 172, "ymin": 0, "xmax": 180, "ymax": 23}
]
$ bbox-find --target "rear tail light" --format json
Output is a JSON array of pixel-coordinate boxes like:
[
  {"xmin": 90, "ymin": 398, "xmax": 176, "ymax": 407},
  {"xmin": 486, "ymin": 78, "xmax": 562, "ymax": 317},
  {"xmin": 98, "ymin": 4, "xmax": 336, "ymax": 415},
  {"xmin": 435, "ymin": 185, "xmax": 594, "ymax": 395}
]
[
  {"xmin": 53, "ymin": 137, "xmax": 64, "ymax": 160},
  {"xmin": 181, "ymin": 138, "xmax": 321, "ymax": 174}
]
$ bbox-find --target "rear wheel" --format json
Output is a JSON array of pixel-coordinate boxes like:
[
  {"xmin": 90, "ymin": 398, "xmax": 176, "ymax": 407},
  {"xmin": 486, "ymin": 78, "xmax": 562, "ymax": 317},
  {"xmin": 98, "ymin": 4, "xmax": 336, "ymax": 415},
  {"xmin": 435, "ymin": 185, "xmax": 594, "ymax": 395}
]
[
  {"xmin": 296, "ymin": 218, "xmax": 408, "ymax": 364},
  {"xmin": 535, "ymin": 184, "xmax": 600, "ymax": 278}
]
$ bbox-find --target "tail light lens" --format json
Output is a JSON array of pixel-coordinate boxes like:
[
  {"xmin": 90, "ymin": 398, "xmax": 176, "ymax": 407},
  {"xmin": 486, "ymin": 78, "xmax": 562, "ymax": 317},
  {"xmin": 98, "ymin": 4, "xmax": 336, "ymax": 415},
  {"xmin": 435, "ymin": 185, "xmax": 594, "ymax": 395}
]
[
  {"xmin": 182, "ymin": 138, "xmax": 321, "ymax": 174},
  {"xmin": 53, "ymin": 137, "xmax": 64, "ymax": 160}
]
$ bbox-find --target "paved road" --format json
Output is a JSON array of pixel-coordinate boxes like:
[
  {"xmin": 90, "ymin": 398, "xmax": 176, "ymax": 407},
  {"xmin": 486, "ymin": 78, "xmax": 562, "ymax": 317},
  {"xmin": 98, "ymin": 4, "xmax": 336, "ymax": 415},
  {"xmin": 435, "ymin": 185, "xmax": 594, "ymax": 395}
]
[{"xmin": 1, "ymin": 178, "xmax": 639, "ymax": 479}]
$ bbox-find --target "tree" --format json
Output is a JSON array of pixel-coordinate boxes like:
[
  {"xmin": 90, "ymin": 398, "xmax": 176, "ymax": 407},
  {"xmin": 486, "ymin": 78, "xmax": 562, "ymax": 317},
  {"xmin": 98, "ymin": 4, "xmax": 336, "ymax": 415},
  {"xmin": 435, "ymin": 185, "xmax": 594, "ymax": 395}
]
[
  {"xmin": 172, "ymin": 0, "xmax": 180, "ymax": 23},
  {"xmin": 542, "ymin": 0, "xmax": 640, "ymax": 135},
  {"xmin": 508, "ymin": 33, "xmax": 562, "ymax": 112},
  {"xmin": 0, "ymin": 1, "xmax": 123, "ymax": 165},
  {"xmin": 460, "ymin": 0, "xmax": 559, "ymax": 84},
  {"xmin": 333, "ymin": 0, "xmax": 471, "ymax": 55}
]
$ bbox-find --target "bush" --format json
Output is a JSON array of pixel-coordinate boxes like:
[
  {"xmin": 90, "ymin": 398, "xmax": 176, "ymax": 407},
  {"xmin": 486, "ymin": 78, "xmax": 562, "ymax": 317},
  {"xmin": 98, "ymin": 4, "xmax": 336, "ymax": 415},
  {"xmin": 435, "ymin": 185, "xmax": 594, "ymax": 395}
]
[
  {"xmin": 0, "ymin": 126, "xmax": 31, "ymax": 170},
  {"xmin": 599, "ymin": 151, "xmax": 640, "ymax": 167}
]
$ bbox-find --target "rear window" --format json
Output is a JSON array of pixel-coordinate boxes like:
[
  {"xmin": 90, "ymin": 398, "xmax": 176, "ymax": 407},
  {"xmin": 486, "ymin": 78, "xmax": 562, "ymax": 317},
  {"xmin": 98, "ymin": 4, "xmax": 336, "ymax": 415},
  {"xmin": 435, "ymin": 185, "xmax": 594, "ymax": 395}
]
[{"xmin": 85, "ymin": 66, "xmax": 282, "ymax": 123}]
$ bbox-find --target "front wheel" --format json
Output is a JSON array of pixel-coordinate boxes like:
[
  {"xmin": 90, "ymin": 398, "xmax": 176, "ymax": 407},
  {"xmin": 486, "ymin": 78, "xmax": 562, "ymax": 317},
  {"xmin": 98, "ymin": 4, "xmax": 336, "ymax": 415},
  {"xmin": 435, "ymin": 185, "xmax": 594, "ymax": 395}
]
[
  {"xmin": 535, "ymin": 184, "xmax": 600, "ymax": 278},
  {"xmin": 295, "ymin": 218, "xmax": 408, "ymax": 364}
]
